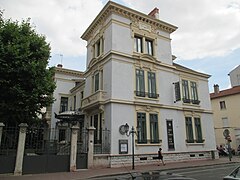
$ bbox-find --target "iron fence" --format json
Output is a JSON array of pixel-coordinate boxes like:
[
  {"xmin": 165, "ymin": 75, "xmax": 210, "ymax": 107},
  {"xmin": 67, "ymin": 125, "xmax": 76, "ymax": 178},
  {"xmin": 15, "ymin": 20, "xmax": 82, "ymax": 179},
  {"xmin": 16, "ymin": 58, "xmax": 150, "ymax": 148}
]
[
  {"xmin": 0, "ymin": 126, "xmax": 19, "ymax": 155},
  {"xmin": 94, "ymin": 129, "xmax": 111, "ymax": 154}
]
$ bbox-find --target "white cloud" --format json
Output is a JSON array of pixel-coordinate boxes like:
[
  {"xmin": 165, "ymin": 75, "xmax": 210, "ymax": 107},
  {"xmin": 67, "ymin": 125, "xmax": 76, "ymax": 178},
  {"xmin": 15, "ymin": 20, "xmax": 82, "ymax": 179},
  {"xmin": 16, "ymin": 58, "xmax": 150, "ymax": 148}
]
[
  {"xmin": 122, "ymin": 0, "xmax": 240, "ymax": 60},
  {"xmin": 0, "ymin": 0, "xmax": 104, "ymax": 56},
  {"xmin": 1, "ymin": 0, "xmax": 240, "ymax": 62}
]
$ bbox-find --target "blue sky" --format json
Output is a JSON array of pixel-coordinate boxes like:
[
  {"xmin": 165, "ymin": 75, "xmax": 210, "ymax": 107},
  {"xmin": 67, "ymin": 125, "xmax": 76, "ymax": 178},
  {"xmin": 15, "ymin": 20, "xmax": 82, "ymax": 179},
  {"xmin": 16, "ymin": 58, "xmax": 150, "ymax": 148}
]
[{"xmin": 1, "ymin": 0, "xmax": 240, "ymax": 93}]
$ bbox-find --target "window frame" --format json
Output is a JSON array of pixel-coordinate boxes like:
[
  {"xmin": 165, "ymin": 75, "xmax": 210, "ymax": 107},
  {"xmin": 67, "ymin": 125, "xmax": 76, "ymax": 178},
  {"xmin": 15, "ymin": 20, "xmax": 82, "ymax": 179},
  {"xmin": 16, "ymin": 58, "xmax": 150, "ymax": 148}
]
[
  {"xmin": 194, "ymin": 117, "xmax": 203, "ymax": 143},
  {"xmin": 220, "ymin": 101, "xmax": 226, "ymax": 110},
  {"xmin": 137, "ymin": 112, "xmax": 147, "ymax": 143},
  {"xmin": 148, "ymin": 72, "xmax": 157, "ymax": 98},
  {"xmin": 134, "ymin": 36, "xmax": 143, "ymax": 53},
  {"xmin": 185, "ymin": 117, "xmax": 194, "ymax": 143},
  {"xmin": 60, "ymin": 97, "xmax": 68, "ymax": 113},
  {"xmin": 136, "ymin": 69, "xmax": 145, "ymax": 97},
  {"xmin": 145, "ymin": 39, "xmax": 153, "ymax": 56},
  {"xmin": 149, "ymin": 114, "xmax": 159, "ymax": 143}
]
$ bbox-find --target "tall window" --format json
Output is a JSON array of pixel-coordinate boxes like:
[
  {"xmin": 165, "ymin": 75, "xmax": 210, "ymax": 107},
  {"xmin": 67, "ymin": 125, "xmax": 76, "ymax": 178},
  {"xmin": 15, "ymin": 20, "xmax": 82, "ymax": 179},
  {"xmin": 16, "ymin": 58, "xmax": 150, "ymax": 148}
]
[
  {"xmin": 93, "ymin": 37, "xmax": 104, "ymax": 58},
  {"xmin": 93, "ymin": 114, "xmax": 102, "ymax": 144},
  {"xmin": 182, "ymin": 80, "xmax": 190, "ymax": 103},
  {"xmin": 185, "ymin": 117, "xmax": 194, "ymax": 143},
  {"xmin": 145, "ymin": 39, "xmax": 153, "ymax": 55},
  {"xmin": 194, "ymin": 118, "xmax": 203, "ymax": 143},
  {"xmin": 134, "ymin": 36, "xmax": 143, "ymax": 53},
  {"xmin": 137, "ymin": 112, "xmax": 147, "ymax": 143},
  {"xmin": 94, "ymin": 72, "xmax": 99, "ymax": 92},
  {"xmin": 136, "ymin": 69, "xmax": 145, "ymax": 97},
  {"xmin": 220, "ymin": 101, "xmax": 226, "ymax": 110},
  {"xmin": 150, "ymin": 114, "xmax": 159, "ymax": 143},
  {"xmin": 190, "ymin": 81, "xmax": 199, "ymax": 104},
  {"xmin": 73, "ymin": 95, "xmax": 76, "ymax": 110},
  {"xmin": 148, "ymin": 72, "xmax": 157, "ymax": 98},
  {"xmin": 60, "ymin": 97, "xmax": 68, "ymax": 112}
]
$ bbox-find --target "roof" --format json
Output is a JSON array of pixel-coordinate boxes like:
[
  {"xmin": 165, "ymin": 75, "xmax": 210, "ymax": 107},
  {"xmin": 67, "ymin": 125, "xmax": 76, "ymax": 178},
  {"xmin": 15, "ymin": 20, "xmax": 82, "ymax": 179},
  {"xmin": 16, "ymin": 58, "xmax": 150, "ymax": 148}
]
[
  {"xmin": 54, "ymin": 66, "xmax": 84, "ymax": 77},
  {"xmin": 81, "ymin": 1, "xmax": 177, "ymax": 40},
  {"xmin": 173, "ymin": 63, "xmax": 211, "ymax": 78},
  {"xmin": 210, "ymin": 85, "xmax": 240, "ymax": 99},
  {"xmin": 228, "ymin": 65, "xmax": 240, "ymax": 75}
]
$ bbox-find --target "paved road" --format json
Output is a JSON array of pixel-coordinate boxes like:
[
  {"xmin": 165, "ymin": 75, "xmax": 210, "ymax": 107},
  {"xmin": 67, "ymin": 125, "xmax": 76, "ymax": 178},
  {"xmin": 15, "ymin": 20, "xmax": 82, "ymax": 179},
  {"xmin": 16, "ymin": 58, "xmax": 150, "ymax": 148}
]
[
  {"xmin": 90, "ymin": 163, "xmax": 239, "ymax": 180},
  {"xmin": 167, "ymin": 163, "xmax": 239, "ymax": 180}
]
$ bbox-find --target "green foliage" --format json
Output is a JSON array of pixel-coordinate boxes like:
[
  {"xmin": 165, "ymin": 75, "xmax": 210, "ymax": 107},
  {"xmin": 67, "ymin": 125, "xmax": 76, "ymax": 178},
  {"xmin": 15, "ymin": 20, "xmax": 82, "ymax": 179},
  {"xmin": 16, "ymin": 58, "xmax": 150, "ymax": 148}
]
[{"xmin": 0, "ymin": 11, "xmax": 56, "ymax": 125}]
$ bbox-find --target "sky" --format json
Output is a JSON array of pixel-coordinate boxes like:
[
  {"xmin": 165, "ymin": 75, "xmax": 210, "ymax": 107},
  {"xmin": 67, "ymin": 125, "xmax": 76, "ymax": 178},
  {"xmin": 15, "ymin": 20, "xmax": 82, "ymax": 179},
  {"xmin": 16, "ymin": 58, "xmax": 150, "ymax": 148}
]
[{"xmin": 1, "ymin": 0, "xmax": 240, "ymax": 93}]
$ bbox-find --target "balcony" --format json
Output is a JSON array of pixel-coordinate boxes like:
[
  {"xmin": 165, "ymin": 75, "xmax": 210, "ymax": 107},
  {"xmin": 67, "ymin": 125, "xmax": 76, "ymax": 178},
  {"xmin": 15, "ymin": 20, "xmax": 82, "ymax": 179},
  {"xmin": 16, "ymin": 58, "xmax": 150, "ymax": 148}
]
[{"xmin": 81, "ymin": 90, "xmax": 107, "ymax": 109}]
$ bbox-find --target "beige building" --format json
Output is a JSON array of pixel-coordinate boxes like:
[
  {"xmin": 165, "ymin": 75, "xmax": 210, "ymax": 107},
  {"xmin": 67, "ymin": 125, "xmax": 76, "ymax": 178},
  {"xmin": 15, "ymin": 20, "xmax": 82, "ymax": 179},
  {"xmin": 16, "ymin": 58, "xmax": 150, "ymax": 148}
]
[{"xmin": 210, "ymin": 84, "xmax": 240, "ymax": 150}]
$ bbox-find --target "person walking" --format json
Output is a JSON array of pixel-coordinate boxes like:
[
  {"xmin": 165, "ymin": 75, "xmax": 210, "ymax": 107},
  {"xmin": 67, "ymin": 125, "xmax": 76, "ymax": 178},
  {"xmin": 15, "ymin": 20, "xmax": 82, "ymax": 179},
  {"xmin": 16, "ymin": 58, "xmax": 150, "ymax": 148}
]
[{"xmin": 158, "ymin": 148, "xmax": 166, "ymax": 166}]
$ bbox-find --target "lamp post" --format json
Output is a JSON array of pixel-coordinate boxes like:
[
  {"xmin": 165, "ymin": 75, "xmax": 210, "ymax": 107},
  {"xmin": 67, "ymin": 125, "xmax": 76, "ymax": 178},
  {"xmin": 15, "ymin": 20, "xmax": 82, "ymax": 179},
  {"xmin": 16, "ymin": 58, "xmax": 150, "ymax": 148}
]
[{"xmin": 123, "ymin": 123, "xmax": 137, "ymax": 170}]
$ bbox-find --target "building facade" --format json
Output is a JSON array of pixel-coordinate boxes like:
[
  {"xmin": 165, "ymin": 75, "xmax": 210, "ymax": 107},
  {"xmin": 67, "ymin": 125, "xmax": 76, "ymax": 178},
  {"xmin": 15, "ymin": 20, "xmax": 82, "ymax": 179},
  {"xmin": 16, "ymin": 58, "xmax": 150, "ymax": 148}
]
[
  {"xmin": 79, "ymin": 1, "xmax": 217, "ymax": 167},
  {"xmin": 46, "ymin": 65, "xmax": 85, "ymax": 129},
  {"xmin": 210, "ymin": 79, "xmax": 240, "ymax": 151},
  {"xmin": 229, "ymin": 65, "xmax": 240, "ymax": 87}
]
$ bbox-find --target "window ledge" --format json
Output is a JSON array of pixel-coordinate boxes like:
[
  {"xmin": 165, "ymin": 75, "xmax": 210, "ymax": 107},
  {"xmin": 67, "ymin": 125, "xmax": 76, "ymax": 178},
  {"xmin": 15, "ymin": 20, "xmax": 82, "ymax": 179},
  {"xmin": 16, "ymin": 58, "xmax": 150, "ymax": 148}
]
[
  {"xmin": 136, "ymin": 139, "xmax": 162, "ymax": 146},
  {"xmin": 134, "ymin": 96, "xmax": 159, "ymax": 101},
  {"xmin": 182, "ymin": 102, "xmax": 200, "ymax": 107},
  {"xmin": 186, "ymin": 139, "xmax": 205, "ymax": 146},
  {"xmin": 186, "ymin": 143, "xmax": 205, "ymax": 146}
]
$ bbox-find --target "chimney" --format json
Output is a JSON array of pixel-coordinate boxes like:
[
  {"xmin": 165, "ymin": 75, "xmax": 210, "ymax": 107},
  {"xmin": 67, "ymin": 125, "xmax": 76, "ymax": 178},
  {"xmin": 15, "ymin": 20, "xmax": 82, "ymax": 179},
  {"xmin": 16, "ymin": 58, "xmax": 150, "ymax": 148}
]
[
  {"xmin": 148, "ymin": 8, "xmax": 159, "ymax": 19},
  {"xmin": 57, "ymin": 64, "xmax": 63, "ymax": 68},
  {"xmin": 214, "ymin": 84, "xmax": 219, "ymax": 94}
]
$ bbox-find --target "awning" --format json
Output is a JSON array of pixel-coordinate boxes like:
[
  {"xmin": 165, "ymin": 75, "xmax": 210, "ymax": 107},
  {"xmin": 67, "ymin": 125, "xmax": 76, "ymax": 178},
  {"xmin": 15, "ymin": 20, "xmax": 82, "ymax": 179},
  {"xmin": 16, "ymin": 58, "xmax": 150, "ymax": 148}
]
[{"xmin": 54, "ymin": 111, "xmax": 84, "ymax": 122}]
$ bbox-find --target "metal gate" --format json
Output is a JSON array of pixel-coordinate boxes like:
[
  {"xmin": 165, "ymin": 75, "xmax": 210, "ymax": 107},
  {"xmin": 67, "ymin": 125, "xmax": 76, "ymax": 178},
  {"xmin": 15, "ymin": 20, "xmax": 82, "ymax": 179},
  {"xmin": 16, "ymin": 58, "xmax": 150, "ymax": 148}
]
[
  {"xmin": 0, "ymin": 126, "xmax": 18, "ymax": 174},
  {"xmin": 23, "ymin": 127, "xmax": 70, "ymax": 174},
  {"xmin": 77, "ymin": 129, "xmax": 88, "ymax": 169}
]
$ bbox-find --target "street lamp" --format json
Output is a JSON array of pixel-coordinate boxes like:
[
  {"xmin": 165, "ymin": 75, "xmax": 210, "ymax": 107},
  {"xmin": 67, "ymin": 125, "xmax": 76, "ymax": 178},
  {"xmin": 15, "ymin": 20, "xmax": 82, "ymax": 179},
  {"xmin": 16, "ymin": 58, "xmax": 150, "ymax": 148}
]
[{"xmin": 123, "ymin": 123, "xmax": 137, "ymax": 170}]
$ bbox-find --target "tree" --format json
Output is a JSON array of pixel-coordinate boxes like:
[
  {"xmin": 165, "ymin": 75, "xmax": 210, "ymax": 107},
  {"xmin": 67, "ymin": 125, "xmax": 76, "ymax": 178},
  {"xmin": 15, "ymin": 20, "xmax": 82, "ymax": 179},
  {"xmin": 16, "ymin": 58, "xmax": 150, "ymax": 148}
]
[{"xmin": 0, "ymin": 11, "xmax": 56, "ymax": 125}]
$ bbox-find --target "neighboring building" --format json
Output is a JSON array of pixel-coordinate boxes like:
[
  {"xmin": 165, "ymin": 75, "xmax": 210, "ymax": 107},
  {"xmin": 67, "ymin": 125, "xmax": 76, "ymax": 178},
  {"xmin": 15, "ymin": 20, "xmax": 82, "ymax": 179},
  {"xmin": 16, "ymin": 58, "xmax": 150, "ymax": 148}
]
[
  {"xmin": 79, "ymin": 1, "xmax": 216, "ymax": 167},
  {"xmin": 46, "ymin": 64, "xmax": 85, "ymax": 129},
  {"xmin": 210, "ymin": 82, "xmax": 240, "ymax": 151},
  {"xmin": 229, "ymin": 65, "xmax": 240, "ymax": 87}
]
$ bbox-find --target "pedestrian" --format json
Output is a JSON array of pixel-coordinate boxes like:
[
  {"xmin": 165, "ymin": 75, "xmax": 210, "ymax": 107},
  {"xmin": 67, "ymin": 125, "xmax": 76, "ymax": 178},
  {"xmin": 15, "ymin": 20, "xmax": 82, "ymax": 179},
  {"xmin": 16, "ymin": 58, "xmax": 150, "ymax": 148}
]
[{"xmin": 158, "ymin": 148, "xmax": 166, "ymax": 166}]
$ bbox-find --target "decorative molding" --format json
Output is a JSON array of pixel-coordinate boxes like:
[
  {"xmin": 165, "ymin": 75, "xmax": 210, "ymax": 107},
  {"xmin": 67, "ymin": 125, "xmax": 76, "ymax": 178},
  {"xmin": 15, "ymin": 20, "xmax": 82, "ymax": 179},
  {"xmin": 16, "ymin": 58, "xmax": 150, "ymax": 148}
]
[{"xmin": 81, "ymin": 1, "xmax": 177, "ymax": 41}]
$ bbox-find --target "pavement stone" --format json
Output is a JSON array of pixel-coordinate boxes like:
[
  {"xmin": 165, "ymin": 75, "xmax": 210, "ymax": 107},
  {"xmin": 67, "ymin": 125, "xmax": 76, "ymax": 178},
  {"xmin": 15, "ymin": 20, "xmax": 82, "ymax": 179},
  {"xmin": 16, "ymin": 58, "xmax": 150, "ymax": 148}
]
[{"xmin": 0, "ymin": 156, "xmax": 239, "ymax": 180}]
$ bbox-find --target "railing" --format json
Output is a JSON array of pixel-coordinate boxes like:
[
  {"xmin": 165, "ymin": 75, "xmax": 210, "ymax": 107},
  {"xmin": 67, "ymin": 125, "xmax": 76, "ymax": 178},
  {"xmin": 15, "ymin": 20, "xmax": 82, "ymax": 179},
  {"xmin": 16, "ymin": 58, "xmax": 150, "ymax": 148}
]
[
  {"xmin": 94, "ymin": 129, "xmax": 111, "ymax": 154},
  {"xmin": 81, "ymin": 90, "xmax": 107, "ymax": 109},
  {"xmin": 135, "ymin": 91, "xmax": 159, "ymax": 99}
]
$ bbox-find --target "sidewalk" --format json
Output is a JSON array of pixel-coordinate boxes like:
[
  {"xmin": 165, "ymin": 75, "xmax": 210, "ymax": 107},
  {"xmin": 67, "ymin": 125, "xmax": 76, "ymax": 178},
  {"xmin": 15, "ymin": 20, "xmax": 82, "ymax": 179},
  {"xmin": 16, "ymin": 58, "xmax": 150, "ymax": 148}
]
[{"xmin": 1, "ymin": 156, "xmax": 240, "ymax": 180}]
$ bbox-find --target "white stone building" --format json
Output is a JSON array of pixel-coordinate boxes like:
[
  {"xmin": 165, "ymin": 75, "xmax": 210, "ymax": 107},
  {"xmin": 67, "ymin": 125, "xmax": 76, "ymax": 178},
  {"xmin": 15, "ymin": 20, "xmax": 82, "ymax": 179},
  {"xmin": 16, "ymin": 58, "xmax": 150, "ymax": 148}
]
[{"xmin": 79, "ymin": 1, "xmax": 217, "ymax": 167}]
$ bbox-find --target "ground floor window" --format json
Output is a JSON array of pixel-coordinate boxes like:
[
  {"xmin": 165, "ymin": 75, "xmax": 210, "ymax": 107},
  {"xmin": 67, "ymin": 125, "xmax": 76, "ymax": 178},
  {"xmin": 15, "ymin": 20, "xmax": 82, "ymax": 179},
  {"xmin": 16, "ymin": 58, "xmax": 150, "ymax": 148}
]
[
  {"xmin": 91, "ymin": 113, "xmax": 102, "ymax": 144},
  {"xmin": 185, "ymin": 116, "xmax": 203, "ymax": 143},
  {"xmin": 137, "ymin": 112, "xmax": 160, "ymax": 144}
]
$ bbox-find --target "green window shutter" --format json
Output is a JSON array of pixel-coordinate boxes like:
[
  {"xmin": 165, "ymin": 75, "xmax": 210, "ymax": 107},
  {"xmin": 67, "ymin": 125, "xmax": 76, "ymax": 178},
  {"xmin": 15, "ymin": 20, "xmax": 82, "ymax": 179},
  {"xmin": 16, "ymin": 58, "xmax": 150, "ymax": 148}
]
[
  {"xmin": 95, "ymin": 73, "xmax": 99, "ymax": 92},
  {"xmin": 185, "ymin": 117, "xmax": 194, "ymax": 143},
  {"xmin": 182, "ymin": 80, "xmax": 190, "ymax": 103},
  {"xmin": 194, "ymin": 118, "xmax": 203, "ymax": 143},
  {"xmin": 191, "ymin": 81, "xmax": 200, "ymax": 104},
  {"xmin": 150, "ymin": 114, "xmax": 159, "ymax": 143},
  {"xmin": 174, "ymin": 82, "xmax": 181, "ymax": 102},
  {"xmin": 136, "ymin": 69, "xmax": 145, "ymax": 97},
  {"xmin": 148, "ymin": 72, "xmax": 157, "ymax": 98},
  {"xmin": 137, "ymin": 112, "xmax": 147, "ymax": 143}
]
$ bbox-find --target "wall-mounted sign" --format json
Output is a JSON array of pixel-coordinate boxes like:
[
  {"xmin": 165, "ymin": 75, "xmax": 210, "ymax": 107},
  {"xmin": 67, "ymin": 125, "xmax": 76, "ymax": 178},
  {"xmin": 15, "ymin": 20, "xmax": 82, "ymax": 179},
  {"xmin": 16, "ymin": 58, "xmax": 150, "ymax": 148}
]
[{"xmin": 119, "ymin": 139, "xmax": 128, "ymax": 154}]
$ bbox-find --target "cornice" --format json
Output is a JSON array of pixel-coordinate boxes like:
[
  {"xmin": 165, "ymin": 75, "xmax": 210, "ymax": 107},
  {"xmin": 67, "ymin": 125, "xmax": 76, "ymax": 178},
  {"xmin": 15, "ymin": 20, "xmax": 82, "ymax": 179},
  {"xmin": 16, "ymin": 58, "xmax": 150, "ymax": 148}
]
[
  {"xmin": 81, "ymin": 1, "xmax": 177, "ymax": 41},
  {"xmin": 173, "ymin": 63, "xmax": 211, "ymax": 79},
  {"xmin": 55, "ymin": 67, "xmax": 84, "ymax": 77}
]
